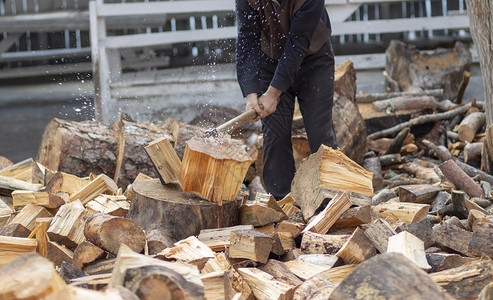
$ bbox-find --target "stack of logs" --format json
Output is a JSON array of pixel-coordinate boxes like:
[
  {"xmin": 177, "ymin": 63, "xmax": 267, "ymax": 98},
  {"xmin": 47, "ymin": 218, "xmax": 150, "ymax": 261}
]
[{"xmin": 1, "ymin": 55, "xmax": 493, "ymax": 298}]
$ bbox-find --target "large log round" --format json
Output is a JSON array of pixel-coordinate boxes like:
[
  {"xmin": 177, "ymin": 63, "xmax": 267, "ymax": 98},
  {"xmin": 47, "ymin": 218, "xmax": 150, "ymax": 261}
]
[{"xmin": 127, "ymin": 179, "xmax": 241, "ymax": 243}]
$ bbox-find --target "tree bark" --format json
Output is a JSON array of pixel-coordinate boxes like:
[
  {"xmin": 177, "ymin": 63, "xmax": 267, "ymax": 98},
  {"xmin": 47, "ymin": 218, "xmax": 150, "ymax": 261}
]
[{"xmin": 465, "ymin": 0, "xmax": 493, "ymax": 125}]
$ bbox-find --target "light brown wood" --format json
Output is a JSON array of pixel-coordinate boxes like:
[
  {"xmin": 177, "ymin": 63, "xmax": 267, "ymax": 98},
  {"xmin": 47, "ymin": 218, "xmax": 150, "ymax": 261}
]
[
  {"xmin": 277, "ymin": 221, "xmax": 304, "ymax": 239},
  {"xmin": 33, "ymin": 217, "xmax": 53, "ymax": 257},
  {"xmin": 179, "ymin": 136, "xmax": 252, "ymax": 204},
  {"xmin": 258, "ymin": 259, "xmax": 303, "ymax": 288},
  {"xmin": 10, "ymin": 203, "xmax": 53, "ymax": 231},
  {"xmin": 200, "ymin": 271, "xmax": 226, "ymax": 300},
  {"xmin": 336, "ymin": 227, "xmax": 377, "ymax": 264},
  {"xmin": 387, "ymin": 231, "xmax": 431, "ymax": 270},
  {"xmin": 363, "ymin": 218, "xmax": 397, "ymax": 253},
  {"xmin": 45, "ymin": 172, "xmax": 90, "ymax": 196},
  {"xmin": 198, "ymin": 225, "xmax": 254, "ymax": 252},
  {"xmin": 240, "ymin": 203, "xmax": 288, "ymax": 227},
  {"xmin": 86, "ymin": 194, "xmax": 129, "ymax": 217},
  {"xmin": 84, "ymin": 213, "xmax": 146, "ymax": 255},
  {"xmin": 144, "ymin": 137, "xmax": 182, "ymax": 184},
  {"xmin": 201, "ymin": 252, "xmax": 231, "ymax": 275},
  {"xmin": 0, "ymin": 158, "xmax": 36, "ymax": 183},
  {"xmin": 458, "ymin": 112, "xmax": 486, "ymax": 143},
  {"xmin": 46, "ymin": 241, "xmax": 74, "ymax": 268},
  {"xmin": 69, "ymin": 174, "xmax": 118, "ymax": 205},
  {"xmin": 0, "ymin": 156, "xmax": 13, "ymax": 170},
  {"xmin": 228, "ymin": 230, "xmax": 274, "ymax": 264},
  {"xmin": 271, "ymin": 232, "xmax": 296, "ymax": 256},
  {"xmin": 224, "ymin": 268, "xmax": 254, "ymax": 300},
  {"xmin": 255, "ymin": 223, "xmax": 276, "ymax": 237},
  {"xmin": 283, "ymin": 260, "xmax": 331, "ymax": 280},
  {"xmin": 300, "ymin": 231, "xmax": 350, "ymax": 254},
  {"xmin": 430, "ymin": 260, "xmax": 493, "ymax": 299},
  {"xmin": 111, "ymin": 244, "xmax": 204, "ymax": 299},
  {"xmin": 12, "ymin": 190, "xmax": 66, "ymax": 209},
  {"xmin": 292, "ymin": 145, "xmax": 373, "ymax": 221},
  {"xmin": 45, "ymin": 285, "xmax": 136, "ymax": 300},
  {"xmin": 0, "ymin": 175, "xmax": 43, "ymax": 195},
  {"xmin": 303, "ymin": 192, "xmax": 352, "ymax": 234},
  {"xmin": 47, "ymin": 200, "xmax": 91, "ymax": 249},
  {"xmin": 0, "ymin": 223, "xmax": 30, "ymax": 237},
  {"xmin": 0, "ymin": 253, "xmax": 67, "ymax": 299},
  {"xmin": 0, "ymin": 236, "xmax": 38, "ymax": 266},
  {"xmin": 0, "ymin": 200, "xmax": 14, "ymax": 227},
  {"xmin": 373, "ymin": 201, "xmax": 430, "ymax": 224},
  {"xmin": 237, "ymin": 267, "xmax": 294, "ymax": 300},
  {"xmin": 73, "ymin": 240, "xmax": 105, "ymax": 269},
  {"xmin": 124, "ymin": 172, "xmax": 152, "ymax": 200},
  {"xmin": 397, "ymin": 218, "xmax": 435, "ymax": 249},
  {"xmin": 330, "ymin": 252, "xmax": 452, "ymax": 300},
  {"xmin": 157, "ymin": 236, "xmax": 215, "ymax": 270},
  {"xmin": 402, "ymin": 161, "xmax": 440, "ymax": 183}
]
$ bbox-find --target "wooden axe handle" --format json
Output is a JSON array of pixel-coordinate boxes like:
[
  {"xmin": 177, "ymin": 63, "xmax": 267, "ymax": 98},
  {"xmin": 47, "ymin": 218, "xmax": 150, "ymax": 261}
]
[{"xmin": 215, "ymin": 108, "xmax": 257, "ymax": 134}]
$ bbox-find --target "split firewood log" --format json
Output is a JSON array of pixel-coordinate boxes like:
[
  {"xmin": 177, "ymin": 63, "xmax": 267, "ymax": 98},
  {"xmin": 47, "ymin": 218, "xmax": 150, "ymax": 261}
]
[{"xmin": 292, "ymin": 145, "xmax": 373, "ymax": 221}]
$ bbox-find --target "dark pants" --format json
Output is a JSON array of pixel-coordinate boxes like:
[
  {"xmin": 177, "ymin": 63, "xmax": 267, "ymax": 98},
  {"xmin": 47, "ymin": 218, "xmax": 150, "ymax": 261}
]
[{"xmin": 260, "ymin": 41, "xmax": 338, "ymax": 200}]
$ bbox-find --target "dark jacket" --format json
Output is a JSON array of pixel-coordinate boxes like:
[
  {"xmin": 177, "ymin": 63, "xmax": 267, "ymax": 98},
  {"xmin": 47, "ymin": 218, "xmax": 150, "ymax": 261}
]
[{"xmin": 236, "ymin": 0, "xmax": 332, "ymax": 97}]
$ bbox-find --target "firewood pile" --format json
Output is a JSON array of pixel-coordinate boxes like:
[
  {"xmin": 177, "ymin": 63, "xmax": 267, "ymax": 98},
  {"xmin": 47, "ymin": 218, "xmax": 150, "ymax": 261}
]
[{"xmin": 0, "ymin": 41, "xmax": 493, "ymax": 299}]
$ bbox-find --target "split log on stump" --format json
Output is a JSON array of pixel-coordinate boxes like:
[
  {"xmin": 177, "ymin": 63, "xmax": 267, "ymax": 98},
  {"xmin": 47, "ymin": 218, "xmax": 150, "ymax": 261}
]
[
  {"xmin": 292, "ymin": 145, "xmax": 373, "ymax": 221},
  {"xmin": 372, "ymin": 96, "xmax": 438, "ymax": 112},
  {"xmin": 84, "ymin": 213, "xmax": 146, "ymax": 255},
  {"xmin": 385, "ymin": 39, "xmax": 472, "ymax": 100},
  {"xmin": 458, "ymin": 112, "xmax": 486, "ymax": 143},
  {"xmin": 110, "ymin": 244, "xmax": 205, "ymax": 300},
  {"xmin": 464, "ymin": 142, "xmax": 483, "ymax": 163},
  {"xmin": 329, "ymin": 252, "xmax": 453, "ymax": 300},
  {"xmin": 373, "ymin": 202, "xmax": 430, "ymax": 224},
  {"xmin": 144, "ymin": 137, "xmax": 181, "ymax": 184},
  {"xmin": 0, "ymin": 253, "xmax": 66, "ymax": 299},
  {"xmin": 128, "ymin": 179, "xmax": 241, "ymax": 243},
  {"xmin": 73, "ymin": 241, "xmax": 105, "ymax": 269},
  {"xmin": 399, "ymin": 184, "xmax": 443, "ymax": 204},
  {"xmin": 124, "ymin": 172, "xmax": 152, "ymax": 200},
  {"xmin": 36, "ymin": 118, "xmax": 177, "ymax": 188},
  {"xmin": 237, "ymin": 268, "xmax": 294, "ymax": 300},
  {"xmin": 301, "ymin": 231, "xmax": 350, "ymax": 254},
  {"xmin": 302, "ymin": 192, "xmax": 352, "ymax": 234},
  {"xmin": 157, "ymin": 236, "xmax": 215, "ymax": 270},
  {"xmin": 387, "ymin": 231, "xmax": 431, "ymax": 270},
  {"xmin": 12, "ymin": 191, "xmax": 66, "ymax": 209},
  {"xmin": 0, "ymin": 236, "xmax": 37, "ymax": 266},
  {"xmin": 10, "ymin": 203, "xmax": 52, "ymax": 231},
  {"xmin": 439, "ymin": 159, "xmax": 483, "ymax": 198},
  {"xmin": 430, "ymin": 260, "xmax": 493, "ymax": 300},
  {"xmin": 47, "ymin": 200, "xmax": 91, "ymax": 249},
  {"xmin": 228, "ymin": 230, "xmax": 273, "ymax": 264},
  {"xmin": 179, "ymin": 136, "xmax": 252, "ymax": 204},
  {"xmin": 336, "ymin": 227, "xmax": 377, "ymax": 264}
]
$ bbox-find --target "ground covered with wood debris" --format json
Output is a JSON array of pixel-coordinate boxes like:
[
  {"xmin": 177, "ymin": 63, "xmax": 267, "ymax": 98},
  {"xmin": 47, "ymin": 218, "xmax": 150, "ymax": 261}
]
[{"xmin": 0, "ymin": 40, "xmax": 492, "ymax": 299}]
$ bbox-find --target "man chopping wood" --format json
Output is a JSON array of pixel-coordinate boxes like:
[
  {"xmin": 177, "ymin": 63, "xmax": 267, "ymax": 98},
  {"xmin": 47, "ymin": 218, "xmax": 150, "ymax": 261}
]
[{"xmin": 235, "ymin": 0, "xmax": 338, "ymax": 199}]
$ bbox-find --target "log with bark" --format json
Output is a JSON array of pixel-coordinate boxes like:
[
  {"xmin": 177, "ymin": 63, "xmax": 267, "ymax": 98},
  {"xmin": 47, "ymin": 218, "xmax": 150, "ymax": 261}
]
[
  {"xmin": 128, "ymin": 179, "xmax": 241, "ymax": 243},
  {"xmin": 36, "ymin": 118, "xmax": 177, "ymax": 188}
]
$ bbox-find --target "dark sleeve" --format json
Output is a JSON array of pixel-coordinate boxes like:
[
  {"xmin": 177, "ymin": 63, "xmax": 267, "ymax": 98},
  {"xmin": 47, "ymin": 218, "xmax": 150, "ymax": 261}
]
[
  {"xmin": 235, "ymin": 0, "xmax": 262, "ymax": 98},
  {"xmin": 270, "ymin": 0, "xmax": 326, "ymax": 92}
]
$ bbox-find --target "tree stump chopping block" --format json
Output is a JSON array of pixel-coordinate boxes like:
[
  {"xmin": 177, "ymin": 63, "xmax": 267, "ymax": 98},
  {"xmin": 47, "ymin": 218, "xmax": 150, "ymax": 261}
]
[{"xmin": 128, "ymin": 179, "xmax": 241, "ymax": 243}]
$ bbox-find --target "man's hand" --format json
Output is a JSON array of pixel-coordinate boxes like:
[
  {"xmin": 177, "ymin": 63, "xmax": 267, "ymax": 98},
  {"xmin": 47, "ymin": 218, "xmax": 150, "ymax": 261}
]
[
  {"xmin": 246, "ymin": 93, "xmax": 262, "ymax": 122},
  {"xmin": 258, "ymin": 86, "xmax": 281, "ymax": 118}
]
